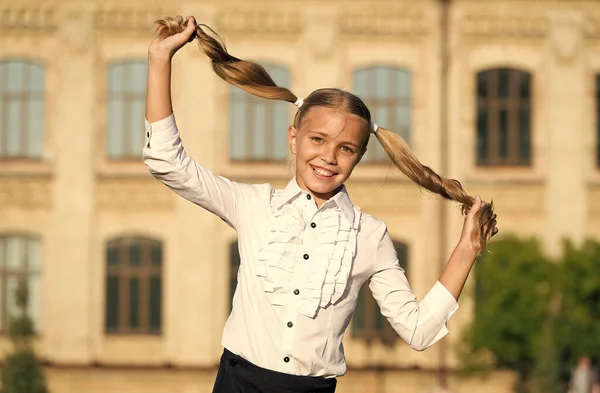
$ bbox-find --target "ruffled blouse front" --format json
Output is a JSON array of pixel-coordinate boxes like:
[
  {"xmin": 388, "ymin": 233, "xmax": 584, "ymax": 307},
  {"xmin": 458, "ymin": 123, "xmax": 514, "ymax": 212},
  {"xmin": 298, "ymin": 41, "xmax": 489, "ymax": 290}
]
[{"xmin": 256, "ymin": 180, "xmax": 361, "ymax": 319}]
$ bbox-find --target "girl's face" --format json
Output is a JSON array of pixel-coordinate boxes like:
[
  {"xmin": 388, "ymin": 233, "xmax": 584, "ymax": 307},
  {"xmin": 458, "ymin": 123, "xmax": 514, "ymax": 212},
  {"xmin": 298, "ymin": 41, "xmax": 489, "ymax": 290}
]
[{"xmin": 288, "ymin": 106, "xmax": 368, "ymax": 206}]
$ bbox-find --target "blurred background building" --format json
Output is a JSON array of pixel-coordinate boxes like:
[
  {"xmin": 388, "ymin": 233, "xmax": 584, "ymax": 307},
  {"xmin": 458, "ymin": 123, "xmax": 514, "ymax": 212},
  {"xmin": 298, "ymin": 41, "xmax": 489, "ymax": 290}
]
[{"xmin": 0, "ymin": 0, "xmax": 598, "ymax": 392}]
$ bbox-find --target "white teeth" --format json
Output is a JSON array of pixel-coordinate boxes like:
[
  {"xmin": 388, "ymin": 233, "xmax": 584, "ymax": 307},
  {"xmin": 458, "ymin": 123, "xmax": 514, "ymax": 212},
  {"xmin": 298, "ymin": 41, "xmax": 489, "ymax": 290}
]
[{"xmin": 313, "ymin": 167, "xmax": 335, "ymax": 177}]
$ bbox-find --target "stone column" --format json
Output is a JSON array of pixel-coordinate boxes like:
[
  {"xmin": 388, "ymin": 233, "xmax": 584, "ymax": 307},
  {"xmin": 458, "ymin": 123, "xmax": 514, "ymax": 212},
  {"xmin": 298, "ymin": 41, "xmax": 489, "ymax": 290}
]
[
  {"xmin": 545, "ymin": 13, "xmax": 586, "ymax": 256},
  {"xmin": 45, "ymin": 6, "xmax": 96, "ymax": 363}
]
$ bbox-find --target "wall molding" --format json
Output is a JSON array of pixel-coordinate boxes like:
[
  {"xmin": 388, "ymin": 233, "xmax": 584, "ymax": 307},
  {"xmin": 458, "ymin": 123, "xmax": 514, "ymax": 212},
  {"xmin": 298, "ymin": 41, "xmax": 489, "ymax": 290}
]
[
  {"xmin": 0, "ymin": 6, "xmax": 58, "ymax": 30},
  {"xmin": 461, "ymin": 14, "xmax": 549, "ymax": 38},
  {"xmin": 339, "ymin": 10, "xmax": 428, "ymax": 36},
  {"xmin": 216, "ymin": 9, "xmax": 301, "ymax": 34}
]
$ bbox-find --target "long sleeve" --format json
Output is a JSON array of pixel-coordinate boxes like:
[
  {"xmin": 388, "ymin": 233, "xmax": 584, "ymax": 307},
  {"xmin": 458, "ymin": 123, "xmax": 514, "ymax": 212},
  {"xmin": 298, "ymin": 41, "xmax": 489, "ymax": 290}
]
[
  {"xmin": 142, "ymin": 113, "xmax": 242, "ymax": 228},
  {"xmin": 368, "ymin": 227, "xmax": 459, "ymax": 351}
]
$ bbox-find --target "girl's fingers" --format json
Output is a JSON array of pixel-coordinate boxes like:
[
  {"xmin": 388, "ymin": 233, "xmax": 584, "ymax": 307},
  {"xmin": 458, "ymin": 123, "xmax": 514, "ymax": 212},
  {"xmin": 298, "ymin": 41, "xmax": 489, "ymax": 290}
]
[{"xmin": 468, "ymin": 196, "xmax": 482, "ymax": 216}]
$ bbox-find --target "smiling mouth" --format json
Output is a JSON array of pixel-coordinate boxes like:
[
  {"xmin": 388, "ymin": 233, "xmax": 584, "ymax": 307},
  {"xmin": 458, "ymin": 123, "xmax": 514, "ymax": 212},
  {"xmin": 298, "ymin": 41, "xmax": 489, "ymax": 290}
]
[{"xmin": 310, "ymin": 165, "xmax": 338, "ymax": 178}]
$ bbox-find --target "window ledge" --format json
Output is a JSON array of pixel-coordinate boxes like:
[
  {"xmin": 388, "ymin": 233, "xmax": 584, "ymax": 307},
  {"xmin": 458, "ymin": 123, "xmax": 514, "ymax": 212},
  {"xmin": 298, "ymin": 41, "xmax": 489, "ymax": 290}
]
[
  {"xmin": 217, "ymin": 162, "xmax": 294, "ymax": 182},
  {"xmin": 350, "ymin": 164, "xmax": 409, "ymax": 182},
  {"xmin": 96, "ymin": 160, "xmax": 151, "ymax": 178},
  {"xmin": 0, "ymin": 160, "xmax": 52, "ymax": 178},
  {"xmin": 465, "ymin": 166, "xmax": 544, "ymax": 186},
  {"xmin": 97, "ymin": 334, "xmax": 165, "ymax": 365}
]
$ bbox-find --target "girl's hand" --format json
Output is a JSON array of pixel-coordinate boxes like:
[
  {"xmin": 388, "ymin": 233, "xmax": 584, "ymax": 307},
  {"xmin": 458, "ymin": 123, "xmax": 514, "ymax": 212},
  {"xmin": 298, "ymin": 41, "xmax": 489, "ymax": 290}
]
[
  {"xmin": 459, "ymin": 195, "xmax": 498, "ymax": 257},
  {"xmin": 149, "ymin": 16, "xmax": 197, "ymax": 60}
]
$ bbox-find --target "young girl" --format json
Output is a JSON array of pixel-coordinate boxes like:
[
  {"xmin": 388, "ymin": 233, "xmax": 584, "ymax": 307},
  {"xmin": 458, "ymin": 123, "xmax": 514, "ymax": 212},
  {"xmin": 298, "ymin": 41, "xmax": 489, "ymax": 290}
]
[{"xmin": 144, "ymin": 16, "xmax": 497, "ymax": 393}]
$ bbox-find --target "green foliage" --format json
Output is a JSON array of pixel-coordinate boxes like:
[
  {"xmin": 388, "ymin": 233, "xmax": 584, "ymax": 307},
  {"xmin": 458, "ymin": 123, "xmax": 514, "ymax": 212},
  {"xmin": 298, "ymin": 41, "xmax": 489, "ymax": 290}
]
[
  {"xmin": 459, "ymin": 235, "xmax": 600, "ymax": 393},
  {"xmin": 554, "ymin": 239, "xmax": 600, "ymax": 380},
  {"xmin": 0, "ymin": 279, "xmax": 49, "ymax": 393},
  {"xmin": 0, "ymin": 351, "xmax": 48, "ymax": 393},
  {"xmin": 459, "ymin": 235, "xmax": 555, "ymax": 384}
]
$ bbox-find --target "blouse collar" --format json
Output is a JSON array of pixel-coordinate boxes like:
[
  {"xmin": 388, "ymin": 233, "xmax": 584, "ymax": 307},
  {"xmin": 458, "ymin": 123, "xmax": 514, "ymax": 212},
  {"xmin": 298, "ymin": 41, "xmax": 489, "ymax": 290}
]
[{"xmin": 272, "ymin": 178, "xmax": 357, "ymax": 229}]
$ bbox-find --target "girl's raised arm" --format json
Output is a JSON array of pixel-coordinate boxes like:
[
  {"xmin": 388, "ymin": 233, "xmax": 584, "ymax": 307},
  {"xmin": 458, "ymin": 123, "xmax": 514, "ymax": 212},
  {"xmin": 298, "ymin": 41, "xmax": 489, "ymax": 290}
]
[
  {"xmin": 142, "ymin": 16, "xmax": 245, "ymax": 229},
  {"xmin": 146, "ymin": 16, "xmax": 196, "ymax": 122}
]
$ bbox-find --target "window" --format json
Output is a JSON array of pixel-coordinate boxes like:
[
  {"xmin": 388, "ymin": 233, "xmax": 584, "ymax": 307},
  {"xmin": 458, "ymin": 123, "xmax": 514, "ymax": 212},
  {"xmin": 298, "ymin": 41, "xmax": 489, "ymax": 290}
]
[
  {"xmin": 106, "ymin": 60, "xmax": 147, "ymax": 160},
  {"xmin": 105, "ymin": 237, "xmax": 162, "ymax": 334},
  {"xmin": 352, "ymin": 241, "xmax": 408, "ymax": 342},
  {"xmin": 476, "ymin": 68, "xmax": 532, "ymax": 166},
  {"xmin": 0, "ymin": 236, "xmax": 42, "ymax": 332},
  {"xmin": 229, "ymin": 64, "xmax": 290, "ymax": 162},
  {"xmin": 353, "ymin": 66, "xmax": 411, "ymax": 163},
  {"xmin": 229, "ymin": 241, "xmax": 240, "ymax": 310},
  {"xmin": 0, "ymin": 59, "xmax": 45, "ymax": 159},
  {"xmin": 596, "ymin": 75, "xmax": 600, "ymax": 167}
]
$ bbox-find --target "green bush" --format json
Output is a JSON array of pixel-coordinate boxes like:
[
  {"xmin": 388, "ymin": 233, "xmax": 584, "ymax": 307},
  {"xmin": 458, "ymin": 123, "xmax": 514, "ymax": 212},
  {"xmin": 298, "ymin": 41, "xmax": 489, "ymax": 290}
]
[
  {"xmin": 0, "ymin": 279, "xmax": 48, "ymax": 393},
  {"xmin": 459, "ymin": 235, "xmax": 600, "ymax": 393}
]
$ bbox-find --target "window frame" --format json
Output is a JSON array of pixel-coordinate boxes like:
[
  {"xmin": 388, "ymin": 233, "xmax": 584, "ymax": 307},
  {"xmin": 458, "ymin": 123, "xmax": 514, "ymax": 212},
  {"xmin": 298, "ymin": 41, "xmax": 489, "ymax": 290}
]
[
  {"xmin": 0, "ymin": 235, "xmax": 42, "ymax": 334},
  {"xmin": 229, "ymin": 241, "xmax": 241, "ymax": 311},
  {"xmin": 105, "ymin": 59, "xmax": 148, "ymax": 161},
  {"xmin": 228, "ymin": 63, "xmax": 292, "ymax": 163},
  {"xmin": 0, "ymin": 59, "xmax": 46, "ymax": 160},
  {"xmin": 105, "ymin": 237, "xmax": 163, "ymax": 335},
  {"xmin": 351, "ymin": 240, "xmax": 409, "ymax": 343},
  {"xmin": 475, "ymin": 68, "xmax": 533, "ymax": 167},
  {"xmin": 352, "ymin": 65, "xmax": 412, "ymax": 164}
]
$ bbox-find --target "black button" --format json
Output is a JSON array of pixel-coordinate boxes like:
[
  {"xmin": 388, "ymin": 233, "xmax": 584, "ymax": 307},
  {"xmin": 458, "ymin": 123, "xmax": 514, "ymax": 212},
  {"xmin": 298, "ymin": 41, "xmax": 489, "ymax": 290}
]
[
  {"xmin": 306, "ymin": 194, "xmax": 311, "ymax": 200},
  {"xmin": 310, "ymin": 222, "xmax": 316, "ymax": 228},
  {"xmin": 229, "ymin": 359, "xmax": 237, "ymax": 367},
  {"xmin": 287, "ymin": 322, "xmax": 293, "ymax": 328},
  {"xmin": 146, "ymin": 132, "xmax": 150, "ymax": 137},
  {"xmin": 303, "ymin": 254, "xmax": 309, "ymax": 260},
  {"xmin": 284, "ymin": 357, "xmax": 290, "ymax": 363},
  {"xmin": 293, "ymin": 289, "xmax": 300, "ymax": 295},
  {"xmin": 147, "ymin": 143, "xmax": 150, "ymax": 148}
]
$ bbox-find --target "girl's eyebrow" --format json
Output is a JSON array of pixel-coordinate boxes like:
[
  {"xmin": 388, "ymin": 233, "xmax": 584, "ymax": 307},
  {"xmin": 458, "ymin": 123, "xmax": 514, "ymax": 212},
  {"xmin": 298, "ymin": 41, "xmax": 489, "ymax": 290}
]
[{"xmin": 308, "ymin": 131, "xmax": 360, "ymax": 149}]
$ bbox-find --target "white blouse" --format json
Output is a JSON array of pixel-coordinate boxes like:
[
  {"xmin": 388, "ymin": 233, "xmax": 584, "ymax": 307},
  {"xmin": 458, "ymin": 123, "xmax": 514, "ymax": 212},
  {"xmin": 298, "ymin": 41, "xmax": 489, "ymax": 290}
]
[{"xmin": 142, "ymin": 114, "xmax": 459, "ymax": 378}]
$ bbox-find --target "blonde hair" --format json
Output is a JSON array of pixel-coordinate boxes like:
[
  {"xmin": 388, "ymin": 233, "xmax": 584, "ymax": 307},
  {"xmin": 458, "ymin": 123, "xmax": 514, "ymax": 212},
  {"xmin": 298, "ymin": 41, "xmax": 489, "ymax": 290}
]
[{"xmin": 154, "ymin": 16, "xmax": 496, "ymax": 255}]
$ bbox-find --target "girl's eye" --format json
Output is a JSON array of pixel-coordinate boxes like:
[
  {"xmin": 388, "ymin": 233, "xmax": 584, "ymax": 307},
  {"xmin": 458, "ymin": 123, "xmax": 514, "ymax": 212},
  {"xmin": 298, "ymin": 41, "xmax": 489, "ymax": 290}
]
[
  {"xmin": 341, "ymin": 146, "xmax": 355, "ymax": 154},
  {"xmin": 311, "ymin": 137, "xmax": 323, "ymax": 143}
]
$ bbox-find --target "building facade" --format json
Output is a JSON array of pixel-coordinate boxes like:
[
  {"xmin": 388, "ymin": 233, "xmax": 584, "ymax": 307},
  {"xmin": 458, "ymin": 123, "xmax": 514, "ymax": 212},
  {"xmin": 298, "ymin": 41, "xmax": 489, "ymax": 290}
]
[{"xmin": 0, "ymin": 0, "xmax": 599, "ymax": 392}]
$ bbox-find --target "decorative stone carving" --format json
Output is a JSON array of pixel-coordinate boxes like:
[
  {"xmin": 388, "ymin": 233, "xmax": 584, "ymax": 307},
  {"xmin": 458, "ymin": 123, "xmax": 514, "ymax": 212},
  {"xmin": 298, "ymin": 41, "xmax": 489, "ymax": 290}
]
[
  {"xmin": 461, "ymin": 15, "xmax": 548, "ymax": 38},
  {"xmin": 339, "ymin": 11, "xmax": 428, "ymax": 36},
  {"xmin": 583, "ymin": 17, "xmax": 600, "ymax": 39},
  {"xmin": 96, "ymin": 178, "xmax": 174, "ymax": 210},
  {"xmin": 304, "ymin": 12, "xmax": 338, "ymax": 58},
  {"xmin": 0, "ymin": 178, "xmax": 52, "ymax": 210},
  {"xmin": 216, "ymin": 9, "xmax": 301, "ymax": 34},
  {"xmin": 0, "ymin": 6, "xmax": 57, "ymax": 30},
  {"xmin": 59, "ymin": 8, "xmax": 95, "ymax": 52},
  {"xmin": 94, "ymin": 8, "xmax": 174, "ymax": 31},
  {"xmin": 550, "ymin": 13, "xmax": 582, "ymax": 63}
]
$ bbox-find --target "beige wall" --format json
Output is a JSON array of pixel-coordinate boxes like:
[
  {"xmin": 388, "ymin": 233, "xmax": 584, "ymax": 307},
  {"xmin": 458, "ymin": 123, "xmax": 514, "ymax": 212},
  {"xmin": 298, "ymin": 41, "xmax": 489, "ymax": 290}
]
[{"xmin": 1, "ymin": 0, "xmax": 599, "ymax": 391}]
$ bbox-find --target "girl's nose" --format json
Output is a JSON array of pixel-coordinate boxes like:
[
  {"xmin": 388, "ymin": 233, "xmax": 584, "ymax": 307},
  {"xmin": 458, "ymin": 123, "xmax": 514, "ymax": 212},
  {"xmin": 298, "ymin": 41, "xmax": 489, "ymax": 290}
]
[{"xmin": 321, "ymin": 145, "xmax": 337, "ymax": 165}]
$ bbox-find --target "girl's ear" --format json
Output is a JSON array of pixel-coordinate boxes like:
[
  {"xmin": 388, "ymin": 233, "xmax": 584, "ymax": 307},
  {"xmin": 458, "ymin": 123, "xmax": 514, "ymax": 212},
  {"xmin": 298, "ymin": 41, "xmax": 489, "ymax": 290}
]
[{"xmin": 288, "ymin": 125, "xmax": 298, "ymax": 155}]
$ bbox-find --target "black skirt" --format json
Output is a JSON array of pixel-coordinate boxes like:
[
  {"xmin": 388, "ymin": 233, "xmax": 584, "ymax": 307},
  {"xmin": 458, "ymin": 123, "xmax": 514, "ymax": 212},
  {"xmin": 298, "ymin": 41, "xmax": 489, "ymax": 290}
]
[{"xmin": 212, "ymin": 348, "xmax": 337, "ymax": 393}]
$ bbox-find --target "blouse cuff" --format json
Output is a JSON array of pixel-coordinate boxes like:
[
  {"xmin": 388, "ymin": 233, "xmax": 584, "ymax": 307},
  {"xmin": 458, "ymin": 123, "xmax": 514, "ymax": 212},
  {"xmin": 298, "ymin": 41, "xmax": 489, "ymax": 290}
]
[
  {"xmin": 144, "ymin": 113, "xmax": 178, "ymax": 149},
  {"xmin": 420, "ymin": 281, "xmax": 459, "ymax": 324}
]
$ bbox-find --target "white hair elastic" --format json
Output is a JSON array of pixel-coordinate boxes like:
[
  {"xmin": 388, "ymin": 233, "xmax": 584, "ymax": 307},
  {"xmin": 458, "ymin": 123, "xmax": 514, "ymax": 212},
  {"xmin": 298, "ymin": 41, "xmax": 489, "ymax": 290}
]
[
  {"xmin": 293, "ymin": 97, "xmax": 304, "ymax": 108},
  {"xmin": 370, "ymin": 121, "xmax": 379, "ymax": 134}
]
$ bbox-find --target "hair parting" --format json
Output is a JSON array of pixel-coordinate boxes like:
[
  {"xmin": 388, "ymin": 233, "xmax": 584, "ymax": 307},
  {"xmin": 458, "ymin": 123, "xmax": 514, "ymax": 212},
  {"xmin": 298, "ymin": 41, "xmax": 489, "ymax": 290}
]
[{"xmin": 153, "ymin": 16, "xmax": 496, "ymax": 255}]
